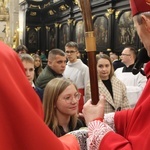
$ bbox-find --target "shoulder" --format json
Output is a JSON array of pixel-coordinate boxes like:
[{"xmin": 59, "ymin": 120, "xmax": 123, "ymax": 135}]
[
  {"xmin": 35, "ymin": 87, "xmax": 43, "ymax": 92},
  {"xmin": 112, "ymin": 76, "xmax": 125, "ymax": 86},
  {"xmin": 34, "ymin": 87, "xmax": 44, "ymax": 100},
  {"xmin": 79, "ymin": 61, "xmax": 89, "ymax": 73}
]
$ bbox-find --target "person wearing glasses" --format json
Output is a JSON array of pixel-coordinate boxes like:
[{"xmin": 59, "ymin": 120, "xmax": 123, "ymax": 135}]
[
  {"xmin": 63, "ymin": 41, "xmax": 89, "ymax": 113},
  {"xmin": 115, "ymin": 46, "xmax": 147, "ymax": 107},
  {"xmin": 43, "ymin": 78, "xmax": 85, "ymax": 137}
]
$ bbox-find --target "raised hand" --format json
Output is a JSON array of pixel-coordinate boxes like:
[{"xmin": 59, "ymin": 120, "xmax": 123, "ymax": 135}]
[{"xmin": 82, "ymin": 95, "xmax": 105, "ymax": 125}]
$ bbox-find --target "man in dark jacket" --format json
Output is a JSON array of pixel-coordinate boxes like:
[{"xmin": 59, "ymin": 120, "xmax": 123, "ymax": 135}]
[
  {"xmin": 109, "ymin": 51, "xmax": 125, "ymax": 70},
  {"xmin": 35, "ymin": 49, "xmax": 66, "ymax": 89}
]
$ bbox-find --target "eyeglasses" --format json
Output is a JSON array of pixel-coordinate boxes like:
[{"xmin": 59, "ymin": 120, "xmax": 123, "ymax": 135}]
[
  {"xmin": 65, "ymin": 51, "xmax": 77, "ymax": 54},
  {"xmin": 121, "ymin": 53, "xmax": 131, "ymax": 56},
  {"xmin": 63, "ymin": 92, "xmax": 81, "ymax": 104}
]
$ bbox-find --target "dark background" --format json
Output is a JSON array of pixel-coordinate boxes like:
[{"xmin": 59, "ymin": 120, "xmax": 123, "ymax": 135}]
[{"xmin": 24, "ymin": 0, "xmax": 142, "ymax": 63}]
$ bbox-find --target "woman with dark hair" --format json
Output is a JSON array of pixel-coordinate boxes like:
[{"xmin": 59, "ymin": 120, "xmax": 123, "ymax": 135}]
[
  {"xmin": 16, "ymin": 44, "xmax": 28, "ymax": 54},
  {"xmin": 33, "ymin": 54, "xmax": 43, "ymax": 80}
]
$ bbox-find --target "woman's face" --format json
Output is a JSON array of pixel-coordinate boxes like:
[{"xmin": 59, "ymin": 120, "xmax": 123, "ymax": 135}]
[
  {"xmin": 56, "ymin": 84, "xmax": 79, "ymax": 116},
  {"xmin": 97, "ymin": 58, "xmax": 111, "ymax": 80},
  {"xmin": 34, "ymin": 58, "xmax": 41, "ymax": 68}
]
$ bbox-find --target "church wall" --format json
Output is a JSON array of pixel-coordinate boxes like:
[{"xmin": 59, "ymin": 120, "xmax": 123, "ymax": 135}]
[{"xmin": 24, "ymin": 0, "xmax": 141, "ymax": 59}]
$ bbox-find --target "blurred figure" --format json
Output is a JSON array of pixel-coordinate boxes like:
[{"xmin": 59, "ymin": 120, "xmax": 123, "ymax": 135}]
[
  {"xmin": 35, "ymin": 50, "xmax": 41, "ymax": 55},
  {"xmin": 109, "ymin": 51, "xmax": 125, "ymax": 70},
  {"xmin": 40, "ymin": 51, "xmax": 47, "ymax": 61},
  {"xmin": 43, "ymin": 78, "xmax": 85, "ymax": 137},
  {"xmin": 16, "ymin": 45, "xmax": 28, "ymax": 55},
  {"xmin": 99, "ymin": 51, "xmax": 104, "ymax": 55},
  {"xmin": 33, "ymin": 54, "xmax": 43, "ymax": 80},
  {"xmin": 115, "ymin": 46, "xmax": 147, "ymax": 107}
]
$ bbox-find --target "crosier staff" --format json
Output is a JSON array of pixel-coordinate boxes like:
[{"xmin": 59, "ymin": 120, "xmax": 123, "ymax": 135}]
[{"xmin": 78, "ymin": 0, "xmax": 99, "ymax": 105}]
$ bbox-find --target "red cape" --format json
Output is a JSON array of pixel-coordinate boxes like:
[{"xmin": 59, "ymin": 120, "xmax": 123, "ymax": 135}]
[{"xmin": 0, "ymin": 42, "xmax": 79, "ymax": 150}]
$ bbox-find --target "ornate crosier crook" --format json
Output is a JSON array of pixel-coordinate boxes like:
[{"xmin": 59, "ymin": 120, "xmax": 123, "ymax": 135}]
[{"xmin": 78, "ymin": 0, "xmax": 99, "ymax": 105}]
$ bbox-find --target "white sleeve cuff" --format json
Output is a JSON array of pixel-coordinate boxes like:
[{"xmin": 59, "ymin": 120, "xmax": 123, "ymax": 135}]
[{"xmin": 87, "ymin": 120, "xmax": 114, "ymax": 150}]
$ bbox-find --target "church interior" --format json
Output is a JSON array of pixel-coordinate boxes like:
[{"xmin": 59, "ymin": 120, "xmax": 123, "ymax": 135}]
[{"xmin": 0, "ymin": 0, "xmax": 142, "ymax": 59}]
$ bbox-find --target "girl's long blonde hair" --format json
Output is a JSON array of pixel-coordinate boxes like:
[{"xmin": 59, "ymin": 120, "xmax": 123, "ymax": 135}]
[{"xmin": 43, "ymin": 78, "xmax": 78, "ymax": 137}]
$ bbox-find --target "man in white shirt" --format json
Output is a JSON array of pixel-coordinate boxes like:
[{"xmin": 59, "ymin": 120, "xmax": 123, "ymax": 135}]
[
  {"xmin": 115, "ymin": 46, "xmax": 147, "ymax": 107},
  {"xmin": 63, "ymin": 41, "xmax": 89, "ymax": 113}
]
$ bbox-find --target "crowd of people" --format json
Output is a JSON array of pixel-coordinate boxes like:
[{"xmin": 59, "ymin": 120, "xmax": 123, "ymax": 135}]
[{"xmin": 1, "ymin": 0, "xmax": 150, "ymax": 149}]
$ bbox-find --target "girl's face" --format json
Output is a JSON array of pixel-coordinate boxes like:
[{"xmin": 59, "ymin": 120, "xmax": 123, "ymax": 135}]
[
  {"xmin": 97, "ymin": 58, "xmax": 111, "ymax": 80},
  {"xmin": 133, "ymin": 16, "xmax": 150, "ymax": 57},
  {"xmin": 34, "ymin": 58, "xmax": 41, "ymax": 68},
  {"xmin": 56, "ymin": 84, "xmax": 79, "ymax": 116}
]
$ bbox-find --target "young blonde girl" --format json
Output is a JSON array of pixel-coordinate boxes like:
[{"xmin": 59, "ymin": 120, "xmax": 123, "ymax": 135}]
[{"xmin": 43, "ymin": 78, "xmax": 85, "ymax": 137}]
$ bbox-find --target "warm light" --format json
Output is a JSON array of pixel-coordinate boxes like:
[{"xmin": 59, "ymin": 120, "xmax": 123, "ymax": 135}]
[
  {"xmin": 145, "ymin": 0, "xmax": 150, "ymax": 5},
  {"xmin": 17, "ymin": 28, "xmax": 23, "ymax": 33}
]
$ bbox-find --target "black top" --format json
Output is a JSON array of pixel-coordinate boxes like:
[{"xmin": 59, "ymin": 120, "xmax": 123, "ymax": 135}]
[
  {"xmin": 102, "ymin": 79, "xmax": 113, "ymax": 99},
  {"xmin": 113, "ymin": 60, "xmax": 125, "ymax": 70},
  {"xmin": 122, "ymin": 64, "xmax": 134, "ymax": 72},
  {"xmin": 35, "ymin": 67, "xmax": 39, "ymax": 79},
  {"xmin": 33, "ymin": 87, "xmax": 43, "ymax": 102},
  {"xmin": 53, "ymin": 119, "xmax": 86, "ymax": 137}
]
